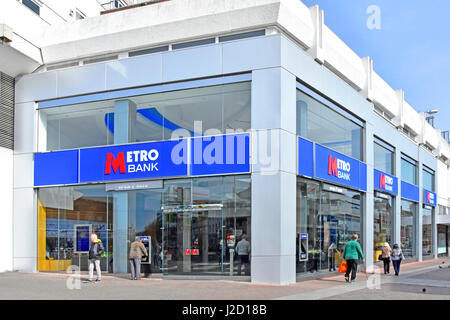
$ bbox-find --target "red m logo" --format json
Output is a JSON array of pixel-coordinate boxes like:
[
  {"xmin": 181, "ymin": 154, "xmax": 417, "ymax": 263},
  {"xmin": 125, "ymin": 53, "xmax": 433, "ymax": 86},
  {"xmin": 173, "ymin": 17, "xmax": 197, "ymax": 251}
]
[
  {"xmin": 380, "ymin": 173, "xmax": 386, "ymax": 189},
  {"xmin": 427, "ymin": 192, "xmax": 431, "ymax": 203},
  {"xmin": 105, "ymin": 152, "xmax": 126, "ymax": 174},
  {"xmin": 328, "ymin": 155, "xmax": 338, "ymax": 177}
]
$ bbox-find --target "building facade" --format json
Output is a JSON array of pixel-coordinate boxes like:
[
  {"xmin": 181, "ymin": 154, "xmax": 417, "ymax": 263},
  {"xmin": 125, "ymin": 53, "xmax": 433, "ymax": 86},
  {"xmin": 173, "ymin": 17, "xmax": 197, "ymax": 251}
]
[{"xmin": 4, "ymin": 0, "xmax": 450, "ymax": 284}]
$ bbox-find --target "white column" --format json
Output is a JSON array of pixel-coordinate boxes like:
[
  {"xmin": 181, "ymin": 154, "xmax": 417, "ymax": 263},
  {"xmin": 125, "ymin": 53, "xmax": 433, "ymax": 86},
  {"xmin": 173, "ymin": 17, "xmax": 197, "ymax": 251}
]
[
  {"xmin": 250, "ymin": 67, "xmax": 297, "ymax": 285},
  {"xmin": 363, "ymin": 124, "xmax": 374, "ymax": 271}
]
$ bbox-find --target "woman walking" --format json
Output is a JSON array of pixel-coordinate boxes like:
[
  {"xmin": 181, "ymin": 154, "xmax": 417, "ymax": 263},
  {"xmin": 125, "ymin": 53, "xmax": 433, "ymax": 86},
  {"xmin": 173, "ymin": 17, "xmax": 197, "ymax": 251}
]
[
  {"xmin": 381, "ymin": 242, "xmax": 392, "ymax": 275},
  {"xmin": 391, "ymin": 244, "xmax": 405, "ymax": 276}
]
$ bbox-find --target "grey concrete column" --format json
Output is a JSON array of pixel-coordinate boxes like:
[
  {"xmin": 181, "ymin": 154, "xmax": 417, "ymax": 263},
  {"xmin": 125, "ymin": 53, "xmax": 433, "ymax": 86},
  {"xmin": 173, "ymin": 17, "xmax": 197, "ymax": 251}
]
[
  {"xmin": 417, "ymin": 161, "xmax": 423, "ymax": 261},
  {"xmin": 112, "ymin": 100, "xmax": 136, "ymax": 273},
  {"xmin": 393, "ymin": 149, "xmax": 402, "ymax": 247},
  {"xmin": 250, "ymin": 67, "xmax": 297, "ymax": 285},
  {"xmin": 432, "ymin": 208, "xmax": 437, "ymax": 258},
  {"xmin": 363, "ymin": 123, "xmax": 374, "ymax": 271}
]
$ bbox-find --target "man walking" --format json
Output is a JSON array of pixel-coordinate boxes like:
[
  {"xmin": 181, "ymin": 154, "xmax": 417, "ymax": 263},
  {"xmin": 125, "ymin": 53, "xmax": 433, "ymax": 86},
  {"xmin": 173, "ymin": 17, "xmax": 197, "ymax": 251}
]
[
  {"xmin": 88, "ymin": 234, "xmax": 105, "ymax": 282},
  {"xmin": 235, "ymin": 234, "xmax": 250, "ymax": 276},
  {"xmin": 342, "ymin": 234, "xmax": 364, "ymax": 283},
  {"xmin": 129, "ymin": 237, "xmax": 148, "ymax": 280}
]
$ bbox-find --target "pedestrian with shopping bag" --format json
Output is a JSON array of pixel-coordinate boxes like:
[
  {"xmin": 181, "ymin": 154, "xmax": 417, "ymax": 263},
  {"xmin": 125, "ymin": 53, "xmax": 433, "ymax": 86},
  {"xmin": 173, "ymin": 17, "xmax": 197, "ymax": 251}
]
[
  {"xmin": 391, "ymin": 244, "xmax": 405, "ymax": 276},
  {"xmin": 342, "ymin": 234, "xmax": 364, "ymax": 283}
]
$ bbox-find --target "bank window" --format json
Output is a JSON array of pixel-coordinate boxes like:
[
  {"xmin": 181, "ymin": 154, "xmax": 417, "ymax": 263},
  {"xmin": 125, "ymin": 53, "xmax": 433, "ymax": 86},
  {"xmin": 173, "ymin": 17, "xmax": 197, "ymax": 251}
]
[
  {"xmin": 374, "ymin": 137, "xmax": 394, "ymax": 175},
  {"xmin": 401, "ymin": 200, "xmax": 416, "ymax": 258},
  {"xmin": 38, "ymin": 81, "xmax": 251, "ymax": 151},
  {"xmin": 401, "ymin": 155, "xmax": 417, "ymax": 185},
  {"xmin": 423, "ymin": 167, "xmax": 435, "ymax": 192},
  {"xmin": 296, "ymin": 88, "xmax": 363, "ymax": 161}
]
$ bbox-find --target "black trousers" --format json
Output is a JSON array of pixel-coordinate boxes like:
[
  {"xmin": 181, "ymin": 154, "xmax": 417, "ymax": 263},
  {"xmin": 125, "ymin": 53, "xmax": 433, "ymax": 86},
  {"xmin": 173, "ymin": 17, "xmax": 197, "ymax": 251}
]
[
  {"xmin": 344, "ymin": 259, "xmax": 358, "ymax": 281},
  {"xmin": 383, "ymin": 258, "xmax": 390, "ymax": 274}
]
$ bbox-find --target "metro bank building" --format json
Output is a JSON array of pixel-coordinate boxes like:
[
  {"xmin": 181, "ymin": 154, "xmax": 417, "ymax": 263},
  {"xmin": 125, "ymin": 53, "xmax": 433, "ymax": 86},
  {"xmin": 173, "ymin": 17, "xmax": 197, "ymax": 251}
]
[{"xmin": 12, "ymin": 0, "xmax": 449, "ymax": 285}]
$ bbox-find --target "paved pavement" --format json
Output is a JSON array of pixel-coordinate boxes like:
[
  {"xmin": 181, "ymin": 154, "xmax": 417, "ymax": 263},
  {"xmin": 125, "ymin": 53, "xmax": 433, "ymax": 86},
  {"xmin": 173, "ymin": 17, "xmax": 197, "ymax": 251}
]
[{"xmin": 0, "ymin": 258, "xmax": 449, "ymax": 300}]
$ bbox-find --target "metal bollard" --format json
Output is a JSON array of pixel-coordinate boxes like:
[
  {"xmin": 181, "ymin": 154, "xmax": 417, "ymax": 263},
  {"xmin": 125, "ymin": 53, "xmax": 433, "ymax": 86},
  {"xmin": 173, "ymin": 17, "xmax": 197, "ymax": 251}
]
[{"xmin": 229, "ymin": 249, "xmax": 234, "ymax": 276}]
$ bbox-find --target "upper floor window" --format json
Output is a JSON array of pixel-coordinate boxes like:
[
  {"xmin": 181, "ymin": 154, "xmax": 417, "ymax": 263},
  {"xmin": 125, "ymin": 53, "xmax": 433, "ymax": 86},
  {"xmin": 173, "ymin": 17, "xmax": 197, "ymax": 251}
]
[
  {"xmin": 22, "ymin": 0, "xmax": 40, "ymax": 15},
  {"xmin": 296, "ymin": 86, "xmax": 363, "ymax": 161},
  {"xmin": 422, "ymin": 167, "xmax": 435, "ymax": 192},
  {"xmin": 401, "ymin": 154, "xmax": 417, "ymax": 185},
  {"xmin": 38, "ymin": 81, "xmax": 251, "ymax": 152},
  {"xmin": 374, "ymin": 137, "xmax": 394, "ymax": 175}
]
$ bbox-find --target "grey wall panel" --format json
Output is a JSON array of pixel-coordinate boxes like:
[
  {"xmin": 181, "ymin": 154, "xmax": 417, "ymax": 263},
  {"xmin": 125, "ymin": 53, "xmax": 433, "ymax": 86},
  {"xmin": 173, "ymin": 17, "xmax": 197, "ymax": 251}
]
[
  {"xmin": 106, "ymin": 54, "xmax": 163, "ymax": 90},
  {"xmin": 14, "ymin": 102, "xmax": 35, "ymax": 154},
  {"xmin": 223, "ymin": 35, "xmax": 281, "ymax": 74},
  {"xmin": 162, "ymin": 45, "xmax": 221, "ymax": 83},
  {"xmin": 57, "ymin": 63, "xmax": 106, "ymax": 98},
  {"xmin": 13, "ymin": 153, "xmax": 34, "ymax": 189},
  {"xmin": 13, "ymin": 188, "xmax": 36, "ymax": 272},
  {"xmin": 15, "ymin": 71, "xmax": 57, "ymax": 104}
]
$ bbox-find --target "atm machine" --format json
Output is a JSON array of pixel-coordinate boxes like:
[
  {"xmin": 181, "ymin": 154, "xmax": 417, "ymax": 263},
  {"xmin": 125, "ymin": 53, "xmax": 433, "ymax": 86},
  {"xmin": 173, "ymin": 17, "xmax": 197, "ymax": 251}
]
[
  {"xmin": 298, "ymin": 233, "xmax": 308, "ymax": 261},
  {"xmin": 139, "ymin": 236, "xmax": 152, "ymax": 276}
]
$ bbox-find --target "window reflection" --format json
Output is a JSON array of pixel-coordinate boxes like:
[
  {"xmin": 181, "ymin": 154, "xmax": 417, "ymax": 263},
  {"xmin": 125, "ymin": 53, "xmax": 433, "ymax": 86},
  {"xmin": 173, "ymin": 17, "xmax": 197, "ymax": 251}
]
[
  {"xmin": 401, "ymin": 200, "xmax": 416, "ymax": 258},
  {"xmin": 296, "ymin": 178, "xmax": 362, "ymax": 274},
  {"xmin": 39, "ymin": 82, "xmax": 251, "ymax": 151},
  {"xmin": 296, "ymin": 90, "xmax": 362, "ymax": 160}
]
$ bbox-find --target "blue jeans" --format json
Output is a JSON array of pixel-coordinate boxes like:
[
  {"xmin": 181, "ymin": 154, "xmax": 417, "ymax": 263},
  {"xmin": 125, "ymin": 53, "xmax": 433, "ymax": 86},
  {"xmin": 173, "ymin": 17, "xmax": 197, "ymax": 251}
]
[
  {"xmin": 129, "ymin": 258, "xmax": 142, "ymax": 279},
  {"xmin": 392, "ymin": 259, "xmax": 401, "ymax": 275}
]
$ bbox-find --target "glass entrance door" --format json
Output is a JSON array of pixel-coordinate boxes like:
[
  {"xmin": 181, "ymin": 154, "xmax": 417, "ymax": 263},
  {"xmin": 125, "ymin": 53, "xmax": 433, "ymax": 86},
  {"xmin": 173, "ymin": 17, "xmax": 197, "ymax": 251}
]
[{"xmin": 162, "ymin": 204, "xmax": 224, "ymax": 275}]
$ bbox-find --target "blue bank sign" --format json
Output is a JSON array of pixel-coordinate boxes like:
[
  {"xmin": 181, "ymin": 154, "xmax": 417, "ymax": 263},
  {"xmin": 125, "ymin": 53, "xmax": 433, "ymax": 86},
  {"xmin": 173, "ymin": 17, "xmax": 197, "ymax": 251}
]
[
  {"xmin": 297, "ymin": 137, "xmax": 367, "ymax": 191},
  {"xmin": 374, "ymin": 169, "xmax": 398, "ymax": 195},
  {"xmin": 423, "ymin": 189, "xmax": 437, "ymax": 206},
  {"xmin": 80, "ymin": 139, "xmax": 188, "ymax": 183},
  {"xmin": 34, "ymin": 133, "xmax": 250, "ymax": 187}
]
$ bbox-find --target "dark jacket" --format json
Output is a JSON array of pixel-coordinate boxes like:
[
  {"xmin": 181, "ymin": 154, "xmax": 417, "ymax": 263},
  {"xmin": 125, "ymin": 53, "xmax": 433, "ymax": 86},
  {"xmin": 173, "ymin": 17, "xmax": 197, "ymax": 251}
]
[{"xmin": 89, "ymin": 240, "xmax": 105, "ymax": 260}]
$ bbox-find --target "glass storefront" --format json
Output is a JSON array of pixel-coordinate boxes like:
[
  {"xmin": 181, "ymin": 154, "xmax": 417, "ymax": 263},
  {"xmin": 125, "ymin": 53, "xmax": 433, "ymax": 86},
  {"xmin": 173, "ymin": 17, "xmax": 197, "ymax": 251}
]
[
  {"xmin": 401, "ymin": 199, "xmax": 416, "ymax": 258},
  {"xmin": 374, "ymin": 193, "xmax": 393, "ymax": 262},
  {"xmin": 422, "ymin": 206, "xmax": 433, "ymax": 257},
  {"xmin": 37, "ymin": 175, "xmax": 251, "ymax": 275},
  {"xmin": 39, "ymin": 82, "xmax": 251, "ymax": 152},
  {"xmin": 437, "ymin": 225, "xmax": 448, "ymax": 257},
  {"xmin": 296, "ymin": 90, "xmax": 362, "ymax": 161},
  {"xmin": 296, "ymin": 177, "xmax": 362, "ymax": 273}
]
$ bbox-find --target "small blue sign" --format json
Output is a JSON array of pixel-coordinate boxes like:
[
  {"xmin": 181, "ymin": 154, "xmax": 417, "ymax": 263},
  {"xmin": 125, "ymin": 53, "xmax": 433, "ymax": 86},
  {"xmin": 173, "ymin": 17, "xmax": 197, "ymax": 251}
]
[
  {"xmin": 374, "ymin": 169, "xmax": 398, "ymax": 195},
  {"xmin": 297, "ymin": 137, "xmax": 314, "ymax": 178},
  {"xmin": 80, "ymin": 139, "xmax": 188, "ymax": 183},
  {"xmin": 300, "ymin": 233, "xmax": 308, "ymax": 239},
  {"xmin": 401, "ymin": 181, "xmax": 420, "ymax": 202},
  {"xmin": 423, "ymin": 189, "xmax": 437, "ymax": 206},
  {"xmin": 34, "ymin": 150, "xmax": 79, "ymax": 186},
  {"xmin": 75, "ymin": 225, "xmax": 91, "ymax": 252},
  {"xmin": 190, "ymin": 133, "xmax": 250, "ymax": 176}
]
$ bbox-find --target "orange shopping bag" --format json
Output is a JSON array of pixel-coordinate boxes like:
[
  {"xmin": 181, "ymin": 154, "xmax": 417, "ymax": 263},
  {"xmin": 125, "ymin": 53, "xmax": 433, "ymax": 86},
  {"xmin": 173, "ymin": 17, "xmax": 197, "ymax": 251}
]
[{"xmin": 338, "ymin": 261, "xmax": 347, "ymax": 273}]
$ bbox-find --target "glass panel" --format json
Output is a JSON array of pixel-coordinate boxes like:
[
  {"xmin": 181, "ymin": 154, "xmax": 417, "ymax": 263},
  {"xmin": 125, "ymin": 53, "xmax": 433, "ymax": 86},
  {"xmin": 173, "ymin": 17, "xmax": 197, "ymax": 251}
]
[
  {"xmin": 374, "ymin": 142, "xmax": 393, "ymax": 174},
  {"xmin": 422, "ymin": 170, "xmax": 435, "ymax": 192},
  {"xmin": 401, "ymin": 158, "xmax": 417, "ymax": 185},
  {"xmin": 374, "ymin": 195, "xmax": 393, "ymax": 262},
  {"xmin": 422, "ymin": 207, "xmax": 433, "ymax": 256},
  {"xmin": 401, "ymin": 200, "xmax": 416, "ymax": 258},
  {"xmin": 296, "ymin": 177, "xmax": 361, "ymax": 274},
  {"xmin": 39, "ymin": 82, "xmax": 251, "ymax": 151},
  {"xmin": 296, "ymin": 90, "xmax": 362, "ymax": 160},
  {"xmin": 37, "ymin": 185, "xmax": 111, "ymax": 272}
]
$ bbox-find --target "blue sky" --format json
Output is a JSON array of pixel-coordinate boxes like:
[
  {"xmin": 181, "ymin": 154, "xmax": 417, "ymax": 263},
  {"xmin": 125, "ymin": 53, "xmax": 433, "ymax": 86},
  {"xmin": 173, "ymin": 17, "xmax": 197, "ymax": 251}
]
[{"xmin": 300, "ymin": 0, "xmax": 450, "ymax": 132}]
